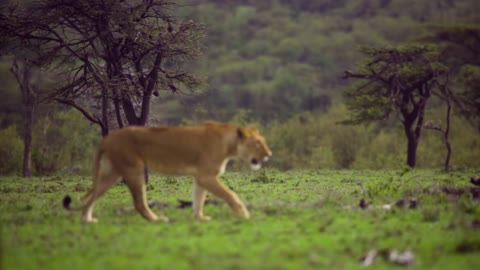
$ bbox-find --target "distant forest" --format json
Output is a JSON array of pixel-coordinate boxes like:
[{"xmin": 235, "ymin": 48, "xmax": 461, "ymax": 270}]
[
  {"xmin": 154, "ymin": 0, "xmax": 479, "ymax": 123},
  {"xmin": 0, "ymin": 0, "xmax": 479, "ymax": 175}
]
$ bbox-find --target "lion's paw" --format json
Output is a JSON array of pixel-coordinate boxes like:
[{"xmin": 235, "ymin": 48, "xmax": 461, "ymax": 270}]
[
  {"xmin": 236, "ymin": 207, "xmax": 250, "ymax": 219},
  {"xmin": 160, "ymin": 216, "xmax": 170, "ymax": 223},
  {"xmin": 154, "ymin": 215, "xmax": 169, "ymax": 223},
  {"xmin": 196, "ymin": 215, "xmax": 212, "ymax": 222},
  {"xmin": 83, "ymin": 217, "xmax": 98, "ymax": 224}
]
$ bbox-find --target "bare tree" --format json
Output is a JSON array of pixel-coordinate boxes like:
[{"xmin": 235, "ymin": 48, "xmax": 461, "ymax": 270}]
[
  {"xmin": 424, "ymin": 76, "xmax": 454, "ymax": 171},
  {"xmin": 1, "ymin": 0, "xmax": 205, "ymax": 135}
]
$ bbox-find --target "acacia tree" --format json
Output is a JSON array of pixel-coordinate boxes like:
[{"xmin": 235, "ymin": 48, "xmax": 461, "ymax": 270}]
[
  {"xmin": 343, "ymin": 45, "xmax": 448, "ymax": 168},
  {"xmin": 1, "ymin": 0, "xmax": 205, "ymax": 136}
]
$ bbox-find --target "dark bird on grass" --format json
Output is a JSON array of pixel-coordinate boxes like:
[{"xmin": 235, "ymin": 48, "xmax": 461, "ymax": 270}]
[
  {"xmin": 395, "ymin": 199, "xmax": 405, "ymax": 208},
  {"xmin": 359, "ymin": 198, "xmax": 369, "ymax": 209},
  {"xmin": 408, "ymin": 199, "xmax": 417, "ymax": 209},
  {"xmin": 470, "ymin": 176, "xmax": 480, "ymax": 186},
  {"xmin": 177, "ymin": 199, "xmax": 192, "ymax": 209},
  {"xmin": 394, "ymin": 198, "xmax": 417, "ymax": 209},
  {"xmin": 176, "ymin": 198, "xmax": 222, "ymax": 209},
  {"xmin": 148, "ymin": 200, "xmax": 170, "ymax": 209}
]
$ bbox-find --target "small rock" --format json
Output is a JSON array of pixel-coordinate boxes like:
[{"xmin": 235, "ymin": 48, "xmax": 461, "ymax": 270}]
[
  {"xmin": 389, "ymin": 249, "xmax": 415, "ymax": 266},
  {"xmin": 359, "ymin": 249, "xmax": 378, "ymax": 266},
  {"xmin": 309, "ymin": 253, "xmax": 319, "ymax": 265},
  {"xmin": 381, "ymin": 204, "xmax": 392, "ymax": 210}
]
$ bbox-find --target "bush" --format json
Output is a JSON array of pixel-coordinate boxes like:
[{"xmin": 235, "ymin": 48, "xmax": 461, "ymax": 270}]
[
  {"xmin": 352, "ymin": 129, "xmax": 405, "ymax": 169},
  {"xmin": 257, "ymin": 104, "xmax": 480, "ymax": 170},
  {"xmin": 331, "ymin": 126, "xmax": 361, "ymax": 169},
  {"xmin": 263, "ymin": 106, "xmax": 368, "ymax": 170},
  {"xmin": 265, "ymin": 113, "xmax": 326, "ymax": 170},
  {"xmin": 0, "ymin": 126, "xmax": 23, "ymax": 175},
  {"xmin": 32, "ymin": 110, "xmax": 99, "ymax": 175}
]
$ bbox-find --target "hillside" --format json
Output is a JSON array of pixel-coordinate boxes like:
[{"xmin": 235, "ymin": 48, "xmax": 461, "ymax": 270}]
[{"xmin": 152, "ymin": 0, "xmax": 480, "ymax": 123}]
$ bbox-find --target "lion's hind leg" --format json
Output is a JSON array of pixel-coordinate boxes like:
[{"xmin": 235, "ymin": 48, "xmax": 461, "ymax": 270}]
[
  {"xmin": 124, "ymin": 171, "xmax": 168, "ymax": 222},
  {"xmin": 81, "ymin": 188, "xmax": 98, "ymax": 223},
  {"xmin": 82, "ymin": 158, "xmax": 121, "ymax": 223}
]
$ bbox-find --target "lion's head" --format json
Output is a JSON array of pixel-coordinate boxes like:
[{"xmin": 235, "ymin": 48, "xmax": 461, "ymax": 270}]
[{"xmin": 236, "ymin": 127, "xmax": 272, "ymax": 170}]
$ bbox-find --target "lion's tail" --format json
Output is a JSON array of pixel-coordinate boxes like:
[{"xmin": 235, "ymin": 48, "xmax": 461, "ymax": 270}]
[
  {"xmin": 62, "ymin": 194, "xmax": 84, "ymax": 211},
  {"xmin": 63, "ymin": 147, "xmax": 104, "ymax": 211},
  {"xmin": 62, "ymin": 195, "xmax": 77, "ymax": 210}
]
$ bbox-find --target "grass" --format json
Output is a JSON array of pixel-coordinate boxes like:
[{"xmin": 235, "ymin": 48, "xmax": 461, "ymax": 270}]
[{"xmin": 1, "ymin": 169, "xmax": 480, "ymax": 269}]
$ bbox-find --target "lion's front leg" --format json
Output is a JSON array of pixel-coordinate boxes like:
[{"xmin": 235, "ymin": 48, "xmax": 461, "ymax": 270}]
[
  {"xmin": 192, "ymin": 181, "xmax": 211, "ymax": 221},
  {"xmin": 124, "ymin": 170, "xmax": 168, "ymax": 223},
  {"xmin": 195, "ymin": 176, "xmax": 250, "ymax": 219}
]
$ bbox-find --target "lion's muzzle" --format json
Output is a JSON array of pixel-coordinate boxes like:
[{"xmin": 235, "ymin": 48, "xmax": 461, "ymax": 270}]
[{"xmin": 250, "ymin": 153, "xmax": 272, "ymax": 170}]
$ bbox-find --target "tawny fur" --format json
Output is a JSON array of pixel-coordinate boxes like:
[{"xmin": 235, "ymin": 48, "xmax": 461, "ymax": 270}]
[{"xmin": 63, "ymin": 121, "xmax": 272, "ymax": 223}]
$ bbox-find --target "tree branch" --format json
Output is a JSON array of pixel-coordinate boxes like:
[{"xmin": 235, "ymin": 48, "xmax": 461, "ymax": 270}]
[{"xmin": 54, "ymin": 98, "xmax": 101, "ymax": 125}]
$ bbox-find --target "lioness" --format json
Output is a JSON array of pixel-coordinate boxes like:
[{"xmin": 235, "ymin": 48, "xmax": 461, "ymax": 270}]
[{"xmin": 63, "ymin": 121, "xmax": 272, "ymax": 223}]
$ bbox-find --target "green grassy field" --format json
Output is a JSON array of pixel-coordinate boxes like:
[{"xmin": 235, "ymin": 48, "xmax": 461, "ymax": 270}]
[{"xmin": 1, "ymin": 169, "xmax": 480, "ymax": 269}]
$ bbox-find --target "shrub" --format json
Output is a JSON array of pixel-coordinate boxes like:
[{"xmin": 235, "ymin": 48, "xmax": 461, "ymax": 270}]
[
  {"xmin": 263, "ymin": 106, "xmax": 367, "ymax": 170},
  {"xmin": 0, "ymin": 126, "xmax": 23, "ymax": 175},
  {"xmin": 352, "ymin": 129, "xmax": 405, "ymax": 169},
  {"xmin": 331, "ymin": 126, "xmax": 362, "ymax": 169},
  {"xmin": 32, "ymin": 110, "xmax": 99, "ymax": 175}
]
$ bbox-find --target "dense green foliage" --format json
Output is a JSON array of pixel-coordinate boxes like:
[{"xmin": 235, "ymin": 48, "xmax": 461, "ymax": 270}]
[
  {"xmin": 0, "ymin": 110, "xmax": 99, "ymax": 175},
  {"xmin": 1, "ymin": 0, "xmax": 479, "ymax": 175},
  {"xmin": 153, "ymin": 0, "xmax": 479, "ymax": 123},
  {"xmin": 1, "ymin": 170, "xmax": 480, "ymax": 269},
  {"xmin": 0, "ymin": 126, "xmax": 23, "ymax": 174},
  {"xmin": 263, "ymin": 106, "xmax": 480, "ymax": 170},
  {"xmin": 30, "ymin": 110, "xmax": 99, "ymax": 175}
]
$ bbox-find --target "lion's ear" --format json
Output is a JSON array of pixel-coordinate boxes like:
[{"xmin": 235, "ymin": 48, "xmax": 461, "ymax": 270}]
[{"xmin": 237, "ymin": 128, "xmax": 246, "ymax": 139}]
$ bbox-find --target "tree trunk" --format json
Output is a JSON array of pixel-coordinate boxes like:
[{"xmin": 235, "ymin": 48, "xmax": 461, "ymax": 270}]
[
  {"xmin": 406, "ymin": 134, "xmax": 418, "ymax": 168},
  {"xmin": 444, "ymin": 101, "xmax": 452, "ymax": 171},
  {"xmin": 22, "ymin": 102, "xmax": 34, "ymax": 177},
  {"xmin": 119, "ymin": 95, "xmax": 149, "ymax": 183},
  {"xmin": 11, "ymin": 58, "xmax": 36, "ymax": 177},
  {"xmin": 444, "ymin": 137, "xmax": 451, "ymax": 171},
  {"xmin": 113, "ymin": 93, "xmax": 124, "ymax": 129},
  {"xmin": 101, "ymin": 87, "xmax": 110, "ymax": 136},
  {"xmin": 402, "ymin": 97, "xmax": 427, "ymax": 168},
  {"xmin": 122, "ymin": 95, "xmax": 141, "ymax": 125},
  {"xmin": 120, "ymin": 90, "xmax": 153, "ymax": 126},
  {"xmin": 403, "ymin": 122, "xmax": 418, "ymax": 168}
]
